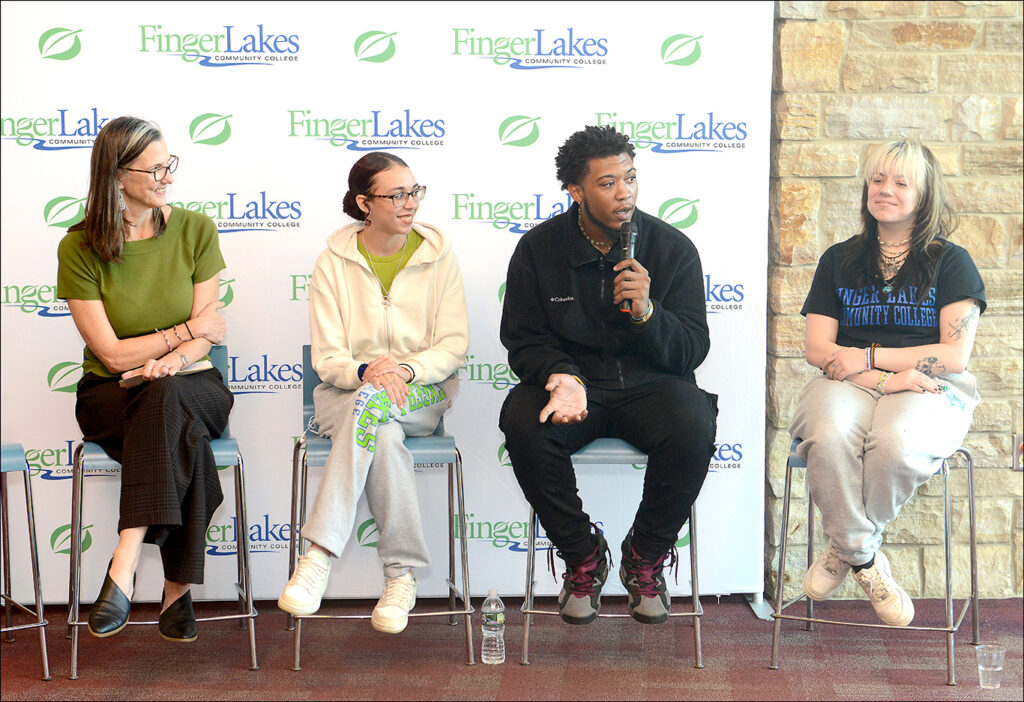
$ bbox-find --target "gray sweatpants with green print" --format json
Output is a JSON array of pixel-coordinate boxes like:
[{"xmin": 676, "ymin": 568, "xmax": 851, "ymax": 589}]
[{"xmin": 300, "ymin": 375, "xmax": 457, "ymax": 578}]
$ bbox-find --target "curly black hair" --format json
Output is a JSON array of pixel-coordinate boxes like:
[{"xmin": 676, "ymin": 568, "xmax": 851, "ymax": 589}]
[{"xmin": 555, "ymin": 125, "xmax": 636, "ymax": 190}]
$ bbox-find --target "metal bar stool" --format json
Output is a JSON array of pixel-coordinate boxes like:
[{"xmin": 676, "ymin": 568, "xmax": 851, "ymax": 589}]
[
  {"xmin": 66, "ymin": 346, "xmax": 258, "ymax": 679},
  {"xmin": 1, "ymin": 443, "xmax": 50, "ymax": 681},
  {"xmin": 285, "ymin": 344, "xmax": 475, "ymax": 671},
  {"xmin": 770, "ymin": 437, "xmax": 980, "ymax": 685},
  {"xmin": 520, "ymin": 438, "xmax": 704, "ymax": 668}
]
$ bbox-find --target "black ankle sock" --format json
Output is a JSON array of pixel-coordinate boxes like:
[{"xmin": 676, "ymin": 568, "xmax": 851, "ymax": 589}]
[{"xmin": 851, "ymin": 555, "xmax": 875, "ymax": 572}]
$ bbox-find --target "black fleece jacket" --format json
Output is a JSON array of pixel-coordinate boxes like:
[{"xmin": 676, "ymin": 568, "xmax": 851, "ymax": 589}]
[{"xmin": 500, "ymin": 202, "xmax": 710, "ymax": 390}]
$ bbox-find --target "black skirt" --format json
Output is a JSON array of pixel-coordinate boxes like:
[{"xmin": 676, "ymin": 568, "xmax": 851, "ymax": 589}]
[{"xmin": 75, "ymin": 369, "xmax": 234, "ymax": 584}]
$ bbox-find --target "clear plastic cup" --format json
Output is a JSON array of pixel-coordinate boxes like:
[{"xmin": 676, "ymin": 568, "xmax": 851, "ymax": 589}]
[{"xmin": 976, "ymin": 644, "xmax": 1007, "ymax": 690}]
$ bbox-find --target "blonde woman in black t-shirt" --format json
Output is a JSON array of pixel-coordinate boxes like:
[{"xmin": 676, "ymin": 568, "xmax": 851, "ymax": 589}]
[{"xmin": 790, "ymin": 140, "xmax": 985, "ymax": 627}]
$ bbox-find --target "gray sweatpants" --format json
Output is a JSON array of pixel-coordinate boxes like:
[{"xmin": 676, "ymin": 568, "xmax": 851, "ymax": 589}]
[
  {"xmin": 301, "ymin": 375, "xmax": 458, "ymax": 578},
  {"xmin": 790, "ymin": 371, "xmax": 979, "ymax": 566}
]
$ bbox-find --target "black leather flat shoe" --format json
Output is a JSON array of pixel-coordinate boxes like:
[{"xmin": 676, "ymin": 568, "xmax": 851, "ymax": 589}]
[
  {"xmin": 158, "ymin": 589, "xmax": 197, "ymax": 642},
  {"xmin": 87, "ymin": 559, "xmax": 133, "ymax": 638}
]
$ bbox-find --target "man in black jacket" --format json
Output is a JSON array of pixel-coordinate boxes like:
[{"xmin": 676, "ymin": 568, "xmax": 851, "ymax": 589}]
[{"xmin": 499, "ymin": 125, "xmax": 718, "ymax": 625}]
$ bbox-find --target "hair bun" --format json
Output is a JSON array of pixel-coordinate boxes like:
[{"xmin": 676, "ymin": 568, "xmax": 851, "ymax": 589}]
[{"xmin": 342, "ymin": 191, "xmax": 364, "ymax": 221}]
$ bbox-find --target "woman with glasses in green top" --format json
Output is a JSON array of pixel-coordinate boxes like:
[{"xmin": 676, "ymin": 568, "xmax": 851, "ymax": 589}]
[{"xmin": 57, "ymin": 116, "xmax": 232, "ymax": 643}]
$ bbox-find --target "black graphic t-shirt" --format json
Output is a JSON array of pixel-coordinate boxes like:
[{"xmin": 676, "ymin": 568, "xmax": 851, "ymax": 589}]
[{"xmin": 801, "ymin": 237, "xmax": 986, "ymax": 349}]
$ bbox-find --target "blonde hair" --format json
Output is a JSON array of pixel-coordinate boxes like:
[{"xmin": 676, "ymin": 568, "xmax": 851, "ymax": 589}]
[
  {"xmin": 842, "ymin": 140, "xmax": 958, "ymax": 295},
  {"xmin": 861, "ymin": 140, "xmax": 955, "ymax": 249}
]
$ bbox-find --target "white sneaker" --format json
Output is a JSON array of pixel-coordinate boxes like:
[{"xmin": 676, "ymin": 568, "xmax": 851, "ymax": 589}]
[
  {"xmin": 278, "ymin": 549, "xmax": 331, "ymax": 616},
  {"xmin": 371, "ymin": 571, "xmax": 417, "ymax": 634},
  {"xmin": 804, "ymin": 538, "xmax": 851, "ymax": 601},
  {"xmin": 851, "ymin": 550, "xmax": 914, "ymax": 626}
]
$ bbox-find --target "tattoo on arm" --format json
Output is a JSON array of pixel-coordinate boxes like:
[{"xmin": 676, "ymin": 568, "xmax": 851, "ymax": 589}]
[
  {"xmin": 947, "ymin": 303, "xmax": 980, "ymax": 341},
  {"xmin": 915, "ymin": 356, "xmax": 947, "ymax": 377}
]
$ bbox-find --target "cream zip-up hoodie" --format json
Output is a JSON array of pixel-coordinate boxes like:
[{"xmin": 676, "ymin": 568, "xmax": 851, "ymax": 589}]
[{"xmin": 310, "ymin": 220, "xmax": 469, "ymax": 390}]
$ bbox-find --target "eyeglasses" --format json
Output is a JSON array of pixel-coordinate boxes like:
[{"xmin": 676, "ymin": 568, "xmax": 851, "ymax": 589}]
[
  {"xmin": 368, "ymin": 186, "xmax": 427, "ymax": 207},
  {"xmin": 120, "ymin": 155, "xmax": 179, "ymax": 181}
]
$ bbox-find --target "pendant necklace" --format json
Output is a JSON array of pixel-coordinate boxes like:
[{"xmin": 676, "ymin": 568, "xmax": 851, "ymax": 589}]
[
  {"xmin": 878, "ymin": 240, "xmax": 910, "ymax": 292},
  {"xmin": 362, "ymin": 231, "xmax": 410, "ymax": 307}
]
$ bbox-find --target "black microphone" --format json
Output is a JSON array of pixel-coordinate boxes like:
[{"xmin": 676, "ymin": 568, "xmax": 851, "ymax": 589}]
[{"xmin": 619, "ymin": 221, "xmax": 636, "ymax": 313}]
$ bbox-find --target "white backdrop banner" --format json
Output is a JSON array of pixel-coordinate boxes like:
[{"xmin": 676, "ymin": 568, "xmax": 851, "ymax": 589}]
[{"xmin": 1, "ymin": 1, "xmax": 772, "ymax": 604}]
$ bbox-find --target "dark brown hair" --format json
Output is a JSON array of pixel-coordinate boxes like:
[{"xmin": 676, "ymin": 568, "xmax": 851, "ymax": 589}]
[
  {"xmin": 70, "ymin": 116, "xmax": 166, "ymax": 262},
  {"xmin": 341, "ymin": 152, "xmax": 410, "ymax": 220},
  {"xmin": 555, "ymin": 125, "xmax": 636, "ymax": 190}
]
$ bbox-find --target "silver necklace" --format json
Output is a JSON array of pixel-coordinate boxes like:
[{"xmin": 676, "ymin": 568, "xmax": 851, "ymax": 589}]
[
  {"xmin": 361, "ymin": 231, "xmax": 410, "ymax": 307},
  {"xmin": 878, "ymin": 237, "xmax": 911, "ymax": 248}
]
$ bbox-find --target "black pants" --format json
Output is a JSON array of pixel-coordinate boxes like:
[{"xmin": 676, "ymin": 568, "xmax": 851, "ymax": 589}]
[
  {"xmin": 499, "ymin": 377, "xmax": 718, "ymax": 564},
  {"xmin": 75, "ymin": 369, "xmax": 233, "ymax": 584}
]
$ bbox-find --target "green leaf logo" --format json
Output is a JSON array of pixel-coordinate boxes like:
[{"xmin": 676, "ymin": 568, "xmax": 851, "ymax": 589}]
[
  {"xmin": 43, "ymin": 195, "xmax": 86, "ymax": 228},
  {"xmin": 675, "ymin": 523, "xmax": 690, "ymax": 548},
  {"xmin": 498, "ymin": 116, "xmax": 541, "ymax": 147},
  {"xmin": 219, "ymin": 278, "xmax": 235, "ymax": 308},
  {"xmin": 51, "ymin": 523, "xmax": 93, "ymax": 555},
  {"xmin": 661, "ymin": 34, "xmax": 702, "ymax": 66},
  {"xmin": 47, "ymin": 361, "xmax": 82, "ymax": 393},
  {"xmin": 39, "ymin": 27, "xmax": 83, "ymax": 61},
  {"xmin": 357, "ymin": 518, "xmax": 379, "ymax": 547},
  {"xmin": 659, "ymin": 197, "xmax": 699, "ymax": 230},
  {"xmin": 189, "ymin": 113, "xmax": 232, "ymax": 146},
  {"xmin": 497, "ymin": 442, "xmax": 512, "ymax": 468},
  {"xmin": 354, "ymin": 31, "xmax": 397, "ymax": 63},
  {"xmin": 497, "ymin": 282, "xmax": 506, "ymax": 304}
]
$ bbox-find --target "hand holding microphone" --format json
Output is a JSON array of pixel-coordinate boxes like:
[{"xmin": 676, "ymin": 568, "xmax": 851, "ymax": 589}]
[{"xmin": 613, "ymin": 222, "xmax": 650, "ymax": 317}]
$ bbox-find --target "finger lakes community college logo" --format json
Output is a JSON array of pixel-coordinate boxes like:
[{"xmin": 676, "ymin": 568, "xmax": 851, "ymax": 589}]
[
  {"xmin": 137, "ymin": 23, "xmax": 300, "ymax": 66},
  {"xmin": 288, "ymin": 108, "xmax": 446, "ymax": 150},
  {"xmin": 594, "ymin": 110, "xmax": 748, "ymax": 153},
  {"xmin": 1, "ymin": 108, "xmax": 111, "ymax": 150},
  {"xmin": 451, "ymin": 27, "xmax": 608, "ymax": 69}
]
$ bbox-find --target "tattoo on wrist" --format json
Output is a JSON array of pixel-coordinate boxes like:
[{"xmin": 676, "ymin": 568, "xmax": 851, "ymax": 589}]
[{"xmin": 914, "ymin": 356, "xmax": 946, "ymax": 377}]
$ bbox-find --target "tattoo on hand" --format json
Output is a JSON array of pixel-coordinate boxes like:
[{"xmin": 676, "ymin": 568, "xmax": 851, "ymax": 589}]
[
  {"xmin": 947, "ymin": 304, "xmax": 979, "ymax": 341},
  {"xmin": 915, "ymin": 356, "xmax": 946, "ymax": 377}
]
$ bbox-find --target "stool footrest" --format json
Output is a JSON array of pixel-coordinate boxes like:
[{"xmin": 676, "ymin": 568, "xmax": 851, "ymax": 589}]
[
  {"xmin": 770, "ymin": 439, "xmax": 979, "ymax": 685},
  {"xmin": 520, "ymin": 438, "xmax": 704, "ymax": 668}
]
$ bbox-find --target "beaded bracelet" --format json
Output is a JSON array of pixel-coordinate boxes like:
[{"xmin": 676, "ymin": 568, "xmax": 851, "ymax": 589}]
[
  {"xmin": 172, "ymin": 324, "xmax": 187, "ymax": 343},
  {"xmin": 876, "ymin": 371, "xmax": 891, "ymax": 395},
  {"xmin": 157, "ymin": 328, "xmax": 173, "ymax": 352}
]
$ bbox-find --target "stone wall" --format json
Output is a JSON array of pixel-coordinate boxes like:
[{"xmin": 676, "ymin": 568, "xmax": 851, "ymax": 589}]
[{"xmin": 767, "ymin": 1, "xmax": 1023, "ymax": 601}]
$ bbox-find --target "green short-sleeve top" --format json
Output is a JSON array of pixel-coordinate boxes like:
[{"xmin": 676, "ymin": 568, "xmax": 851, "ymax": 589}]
[{"xmin": 57, "ymin": 207, "xmax": 226, "ymax": 377}]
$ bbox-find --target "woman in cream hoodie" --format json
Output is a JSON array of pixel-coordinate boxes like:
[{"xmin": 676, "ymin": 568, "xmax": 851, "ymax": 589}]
[{"xmin": 278, "ymin": 152, "xmax": 469, "ymax": 635}]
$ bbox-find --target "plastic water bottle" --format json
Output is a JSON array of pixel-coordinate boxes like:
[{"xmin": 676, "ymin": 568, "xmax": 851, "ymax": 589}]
[{"xmin": 480, "ymin": 589, "xmax": 506, "ymax": 664}]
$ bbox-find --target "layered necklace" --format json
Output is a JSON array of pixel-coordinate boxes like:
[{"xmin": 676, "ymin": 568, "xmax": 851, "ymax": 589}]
[
  {"xmin": 361, "ymin": 230, "xmax": 410, "ymax": 307},
  {"xmin": 878, "ymin": 237, "xmax": 911, "ymax": 292},
  {"xmin": 578, "ymin": 208, "xmax": 611, "ymax": 253}
]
